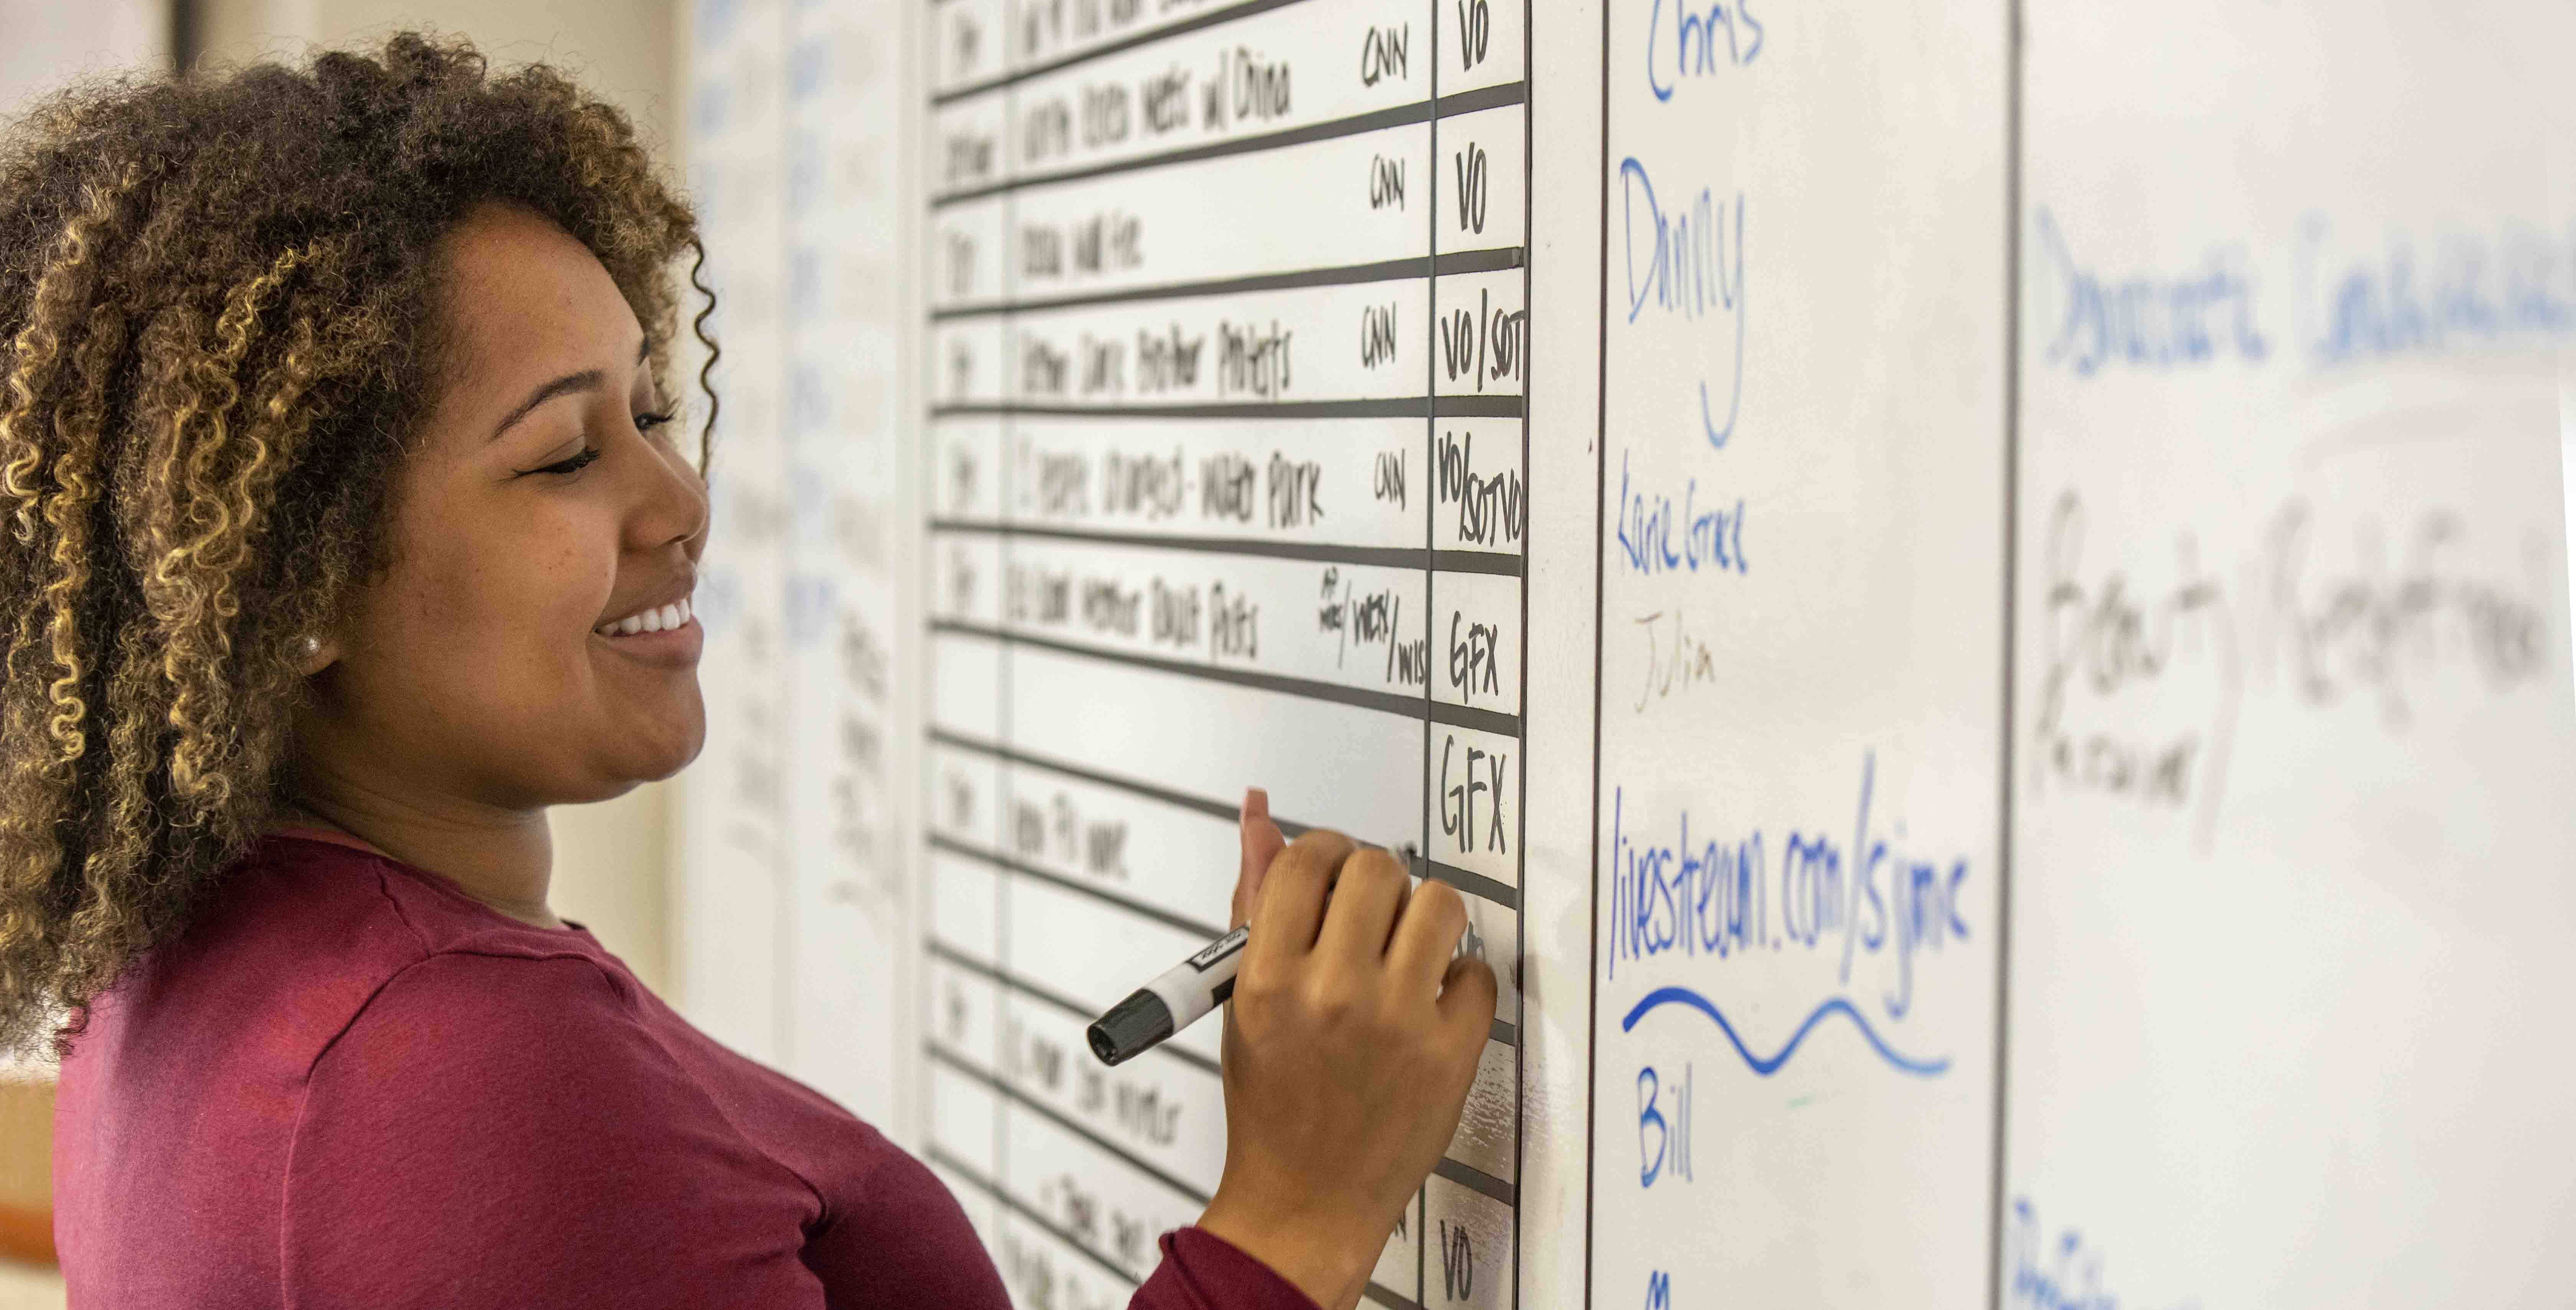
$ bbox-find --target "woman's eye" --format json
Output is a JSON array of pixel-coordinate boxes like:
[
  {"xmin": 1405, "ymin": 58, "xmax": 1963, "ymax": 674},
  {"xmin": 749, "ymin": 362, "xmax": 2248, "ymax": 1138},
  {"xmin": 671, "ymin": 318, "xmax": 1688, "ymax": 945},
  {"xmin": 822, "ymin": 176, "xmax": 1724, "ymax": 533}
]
[
  {"xmin": 521, "ymin": 445, "xmax": 602, "ymax": 477},
  {"xmin": 634, "ymin": 409, "xmax": 677, "ymax": 434}
]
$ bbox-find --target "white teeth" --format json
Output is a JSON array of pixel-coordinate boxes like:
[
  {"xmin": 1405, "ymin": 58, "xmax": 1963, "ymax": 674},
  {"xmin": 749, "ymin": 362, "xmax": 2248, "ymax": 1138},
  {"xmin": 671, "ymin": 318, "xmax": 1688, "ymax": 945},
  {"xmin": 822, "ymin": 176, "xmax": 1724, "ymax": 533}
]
[{"xmin": 595, "ymin": 596, "xmax": 695, "ymax": 639}]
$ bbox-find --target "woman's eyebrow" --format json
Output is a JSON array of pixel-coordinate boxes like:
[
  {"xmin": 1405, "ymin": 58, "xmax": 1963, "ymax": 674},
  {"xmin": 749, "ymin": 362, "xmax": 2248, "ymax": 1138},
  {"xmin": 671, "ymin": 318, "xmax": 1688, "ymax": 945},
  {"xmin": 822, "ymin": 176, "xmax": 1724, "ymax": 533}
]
[
  {"xmin": 491, "ymin": 368, "xmax": 604, "ymax": 442},
  {"xmin": 490, "ymin": 341, "xmax": 652, "ymax": 440}
]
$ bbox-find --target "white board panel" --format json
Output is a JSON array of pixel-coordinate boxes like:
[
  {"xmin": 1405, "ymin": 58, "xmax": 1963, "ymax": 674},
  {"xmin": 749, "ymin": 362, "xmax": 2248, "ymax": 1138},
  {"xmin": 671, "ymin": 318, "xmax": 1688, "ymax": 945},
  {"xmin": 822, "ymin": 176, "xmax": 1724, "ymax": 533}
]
[
  {"xmin": 913, "ymin": 2, "xmax": 1539, "ymax": 1305},
  {"xmin": 675, "ymin": 0, "xmax": 797, "ymax": 1070},
  {"xmin": 1584, "ymin": 1, "xmax": 2010, "ymax": 1304},
  {"xmin": 2006, "ymin": 2, "xmax": 2576, "ymax": 1303},
  {"xmin": 674, "ymin": 0, "xmax": 919, "ymax": 1132}
]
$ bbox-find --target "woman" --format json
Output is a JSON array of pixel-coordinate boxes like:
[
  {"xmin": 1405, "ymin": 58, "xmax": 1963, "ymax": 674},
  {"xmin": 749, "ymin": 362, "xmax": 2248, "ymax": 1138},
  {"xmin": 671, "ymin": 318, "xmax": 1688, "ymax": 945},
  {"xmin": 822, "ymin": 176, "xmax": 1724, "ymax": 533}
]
[{"xmin": 0, "ymin": 34, "xmax": 1495, "ymax": 1309}]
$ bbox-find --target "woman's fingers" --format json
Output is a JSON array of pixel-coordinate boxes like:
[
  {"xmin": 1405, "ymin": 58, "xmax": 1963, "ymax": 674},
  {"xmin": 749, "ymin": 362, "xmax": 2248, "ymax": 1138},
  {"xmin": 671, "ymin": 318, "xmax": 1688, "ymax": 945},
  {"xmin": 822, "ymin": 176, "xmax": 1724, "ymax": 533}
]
[
  {"xmin": 1435, "ymin": 952, "xmax": 1499, "ymax": 1052},
  {"xmin": 1385, "ymin": 877, "xmax": 1470, "ymax": 999},
  {"xmin": 1232, "ymin": 788, "xmax": 1288, "ymax": 931},
  {"xmin": 1313, "ymin": 845, "xmax": 1408, "ymax": 969},
  {"xmin": 1244, "ymin": 828, "xmax": 1355, "ymax": 971}
]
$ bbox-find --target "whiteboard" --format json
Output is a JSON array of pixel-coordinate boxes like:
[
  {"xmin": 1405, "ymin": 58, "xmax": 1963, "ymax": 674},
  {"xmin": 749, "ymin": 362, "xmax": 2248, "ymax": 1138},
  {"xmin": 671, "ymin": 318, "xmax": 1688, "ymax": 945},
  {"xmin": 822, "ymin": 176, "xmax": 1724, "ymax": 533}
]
[
  {"xmin": 2006, "ymin": 1, "xmax": 2576, "ymax": 1303},
  {"xmin": 668, "ymin": 1, "xmax": 2576, "ymax": 1306},
  {"xmin": 1583, "ymin": 0, "xmax": 2009, "ymax": 1304}
]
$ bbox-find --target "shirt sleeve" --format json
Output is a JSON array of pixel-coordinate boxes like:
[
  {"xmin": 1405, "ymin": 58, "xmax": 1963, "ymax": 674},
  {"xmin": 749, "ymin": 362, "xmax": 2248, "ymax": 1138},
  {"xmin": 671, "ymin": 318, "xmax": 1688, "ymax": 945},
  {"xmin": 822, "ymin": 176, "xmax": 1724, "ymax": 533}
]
[
  {"xmin": 283, "ymin": 950, "xmax": 830, "ymax": 1310},
  {"xmin": 1130, "ymin": 1228, "xmax": 1322, "ymax": 1310}
]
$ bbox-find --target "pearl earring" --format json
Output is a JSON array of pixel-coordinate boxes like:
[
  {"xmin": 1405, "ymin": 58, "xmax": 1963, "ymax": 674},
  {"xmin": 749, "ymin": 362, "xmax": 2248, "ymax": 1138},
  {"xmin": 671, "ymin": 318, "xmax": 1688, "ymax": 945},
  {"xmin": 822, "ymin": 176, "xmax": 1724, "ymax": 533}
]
[{"xmin": 300, "ymin": 635, "xmax": 322, "ymax": 659}]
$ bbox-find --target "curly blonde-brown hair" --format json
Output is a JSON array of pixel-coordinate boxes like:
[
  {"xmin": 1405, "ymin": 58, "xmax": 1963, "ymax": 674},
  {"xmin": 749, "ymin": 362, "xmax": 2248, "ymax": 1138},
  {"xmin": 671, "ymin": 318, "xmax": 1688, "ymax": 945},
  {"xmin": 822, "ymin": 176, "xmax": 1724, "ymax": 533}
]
[{"xmin": 0, "ymin": 32, "xmax": 716, "ymax": 1060}]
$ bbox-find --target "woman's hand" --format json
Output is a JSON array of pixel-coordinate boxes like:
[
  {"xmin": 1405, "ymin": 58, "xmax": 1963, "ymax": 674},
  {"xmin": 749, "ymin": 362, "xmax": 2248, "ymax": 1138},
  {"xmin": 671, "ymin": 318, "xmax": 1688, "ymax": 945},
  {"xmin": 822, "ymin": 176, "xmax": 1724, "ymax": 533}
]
[{"xmin": 1197, "ymin": 791, "xmax": 1498, "ymax": 1310}]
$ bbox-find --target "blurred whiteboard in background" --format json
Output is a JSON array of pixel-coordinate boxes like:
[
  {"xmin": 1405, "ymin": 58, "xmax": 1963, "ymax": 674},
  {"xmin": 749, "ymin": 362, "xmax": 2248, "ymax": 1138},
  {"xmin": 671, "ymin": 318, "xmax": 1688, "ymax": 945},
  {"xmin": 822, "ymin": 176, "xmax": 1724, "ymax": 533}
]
[{"xmin": 671, "ymin": 0, "xmax": 921, "ymax": 1132}]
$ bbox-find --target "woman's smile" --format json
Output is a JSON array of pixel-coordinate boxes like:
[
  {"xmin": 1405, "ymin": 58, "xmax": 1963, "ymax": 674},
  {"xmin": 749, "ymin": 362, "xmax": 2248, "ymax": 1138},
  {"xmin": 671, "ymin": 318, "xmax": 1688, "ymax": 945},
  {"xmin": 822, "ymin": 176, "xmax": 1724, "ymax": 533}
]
[{"xmin": 592, "ymin": 588, "xmax": 702, "ymax": 667}]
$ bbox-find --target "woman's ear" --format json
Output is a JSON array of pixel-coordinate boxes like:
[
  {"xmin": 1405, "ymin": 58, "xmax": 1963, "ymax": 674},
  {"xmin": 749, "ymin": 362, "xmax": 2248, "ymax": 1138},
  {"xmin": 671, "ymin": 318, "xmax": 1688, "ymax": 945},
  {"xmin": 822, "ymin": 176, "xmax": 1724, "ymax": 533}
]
[{"xmin": 294, "ymin": 633, "xmax": 339, "ymax": 677}]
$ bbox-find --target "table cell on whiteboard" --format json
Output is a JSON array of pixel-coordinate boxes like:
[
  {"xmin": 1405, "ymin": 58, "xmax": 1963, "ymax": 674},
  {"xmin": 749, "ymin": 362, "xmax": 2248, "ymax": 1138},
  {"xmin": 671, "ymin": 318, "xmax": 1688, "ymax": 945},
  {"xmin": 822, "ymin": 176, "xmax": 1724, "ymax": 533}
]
[
  {"xmin": 1003, "ymin": 0, "xmax": 1240, "ymax": 76},
  {"xmin": 932, "ymin": 319, "xmax": 1010, "ymax": 407},
  {"xmin": 1009, "ymin": 122, "xmax": 1433, "ymax": 299},
  {"xmin": 1432, "ymin": 569, "xmax": 1520, "ymax": 716},
  {"xmin": 1428, "ymin": 419, "xmax": 1524, "ymax": 555},
  {"xmin": 927, "ymin": 954, "xmax": 1001, "ymax": 1071},
  {"xmin": 993, "ymin": 756, "xmax": 1239, "ymax": 934},
  {"xmin": 1431, "ymin": 104, "xmax": 1525, "ymax": 251},
  {"xmin": 1430, "ymin": 724, "xmax": 1520, "ymax": 888},
  {"xmin": 928, "ymin": 194, "xmax": 1008, "ymax": 310},
  {"xmin": 930, "ymin": 96, "xmax": 1009, "ymax": 202},
  {"xmin": 1372, "ymin": 1191, "xmax": 1423, "ymax": 1303},
  {"xmin": 1431, "ymin": 270, "xmax": 1526, "ymax": 399},
  {"xmin": 926, "ymin": 1159, "xmax": 999, "ymax": 1248},
  {"xmin": 928, "ymin": 0, "xmax": 1009, "ymax": 98},
  {"xmin": 1010, "ymin": 279, "xmax": 1433, "ymax": 408},
  {"xmin": 1003, "ymin": 540, "xmax": 1432, "ymax": 700},
  {"xmin": 931, "ymin": 417, "xmax": 1006, "ymax": 523},
  {"xmin": 1449, "ymin": 886, "xmax": 1519, "ymax": 1021},
  {"xmin": 1431, "ymin": 0, "xmax": 1525, "ymax": 100},
  {"xmin": 1424, "ymin": 1171, "xmax": 1513, "ymax": 1310},
  {"xmin": 1300, "ymin": 559, "xmax": 1438, "ymax": 696},
  {"xmin": 933, "ymin": 532, "xmax": 1005, "ymax": 629},
  {"xmin": 929, "ymin": 848, "xmax": 1003, "ymax": 965},
  {"xmin": 928, "ymin": 1057, "xmax": 1001, "ymax": 1180},
  {"xmin": 1001, "ymin": 995, "xmax": 1226, "ymax": 1197},
  {"xmin": 1005, "ymin": 1101, "xmax": 1206, "ymax": 1279},
  {"xmin": 929, "ymin": 628, "xmax": 1003, "ymax": 742},
  {"xmin": 1004, "ymin": 873, "xmax": 1227, "ymax": 1066},
  {"xmin": 1005, "ymin": 415, "xmax": 1428, "ymax": 549},
  {"xmin": 1006, "ymin": 0, "xmax": 1433, "ymax": 187},
  {"xmin": 1006, "ymin": 644, "xmax": 1428, "ymax": 844},
  {"xmin": 996, "ymin": 1210, "xmax": 1138, "ymax": 1310},
  {"xmin": 1444, "ymin": 1037, "xmax": 1519, "ymax": 1187}
]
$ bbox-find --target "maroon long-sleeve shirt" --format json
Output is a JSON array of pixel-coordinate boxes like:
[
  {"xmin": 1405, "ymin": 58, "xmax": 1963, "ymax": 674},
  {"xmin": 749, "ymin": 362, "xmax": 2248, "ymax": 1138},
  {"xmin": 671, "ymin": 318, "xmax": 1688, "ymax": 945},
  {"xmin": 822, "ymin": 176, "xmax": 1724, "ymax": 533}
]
[{"xmin": 53, "ymin": 833, "xmax": 1313, "ymax": 1310}]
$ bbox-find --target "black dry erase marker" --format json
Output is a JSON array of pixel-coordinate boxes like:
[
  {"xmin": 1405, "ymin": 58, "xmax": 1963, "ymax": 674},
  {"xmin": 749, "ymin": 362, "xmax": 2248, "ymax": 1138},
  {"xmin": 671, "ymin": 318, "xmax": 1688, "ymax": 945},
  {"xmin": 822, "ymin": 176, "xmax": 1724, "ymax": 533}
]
[{"xmin": 1087, "ymin": 841, "xmax": 1423, "ymax": 1066}]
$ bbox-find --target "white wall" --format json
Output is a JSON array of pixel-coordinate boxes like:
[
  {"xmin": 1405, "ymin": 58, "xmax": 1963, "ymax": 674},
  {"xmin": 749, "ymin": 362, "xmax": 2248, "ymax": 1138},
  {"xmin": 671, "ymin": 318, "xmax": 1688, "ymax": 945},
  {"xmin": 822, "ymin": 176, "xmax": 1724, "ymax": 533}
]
[
  {"xmin": 0, "ymin": 1, "xmax": 165, "ymax": 117},
  {"xmin": 199, "ymin": 0, "xmax": 677, "ymax": 157}
]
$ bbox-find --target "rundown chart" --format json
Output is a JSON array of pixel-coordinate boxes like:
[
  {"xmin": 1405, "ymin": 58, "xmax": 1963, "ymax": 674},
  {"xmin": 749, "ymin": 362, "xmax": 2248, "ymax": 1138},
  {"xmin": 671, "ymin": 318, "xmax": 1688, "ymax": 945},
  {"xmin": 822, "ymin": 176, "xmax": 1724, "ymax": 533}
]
[{"xmin": 917, "ymin": 1, "xmax": 1534, "ymax": 1307}]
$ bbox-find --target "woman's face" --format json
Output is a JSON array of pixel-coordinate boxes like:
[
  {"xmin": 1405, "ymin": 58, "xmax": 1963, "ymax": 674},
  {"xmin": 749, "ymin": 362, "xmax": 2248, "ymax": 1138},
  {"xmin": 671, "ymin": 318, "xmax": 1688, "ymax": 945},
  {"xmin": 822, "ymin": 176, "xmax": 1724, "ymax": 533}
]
[{"xmin": 304, "ymin": 202, "xmax": 709, "ymax": 809}]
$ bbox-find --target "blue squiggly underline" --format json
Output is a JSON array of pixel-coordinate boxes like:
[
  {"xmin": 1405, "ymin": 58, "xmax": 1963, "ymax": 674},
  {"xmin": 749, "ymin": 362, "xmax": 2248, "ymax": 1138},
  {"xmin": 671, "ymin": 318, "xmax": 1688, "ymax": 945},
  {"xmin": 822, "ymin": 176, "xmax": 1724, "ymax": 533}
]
[{"xmin": 1620, "ymin": 986, "xmax": 1950, "ymax": 1077}]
